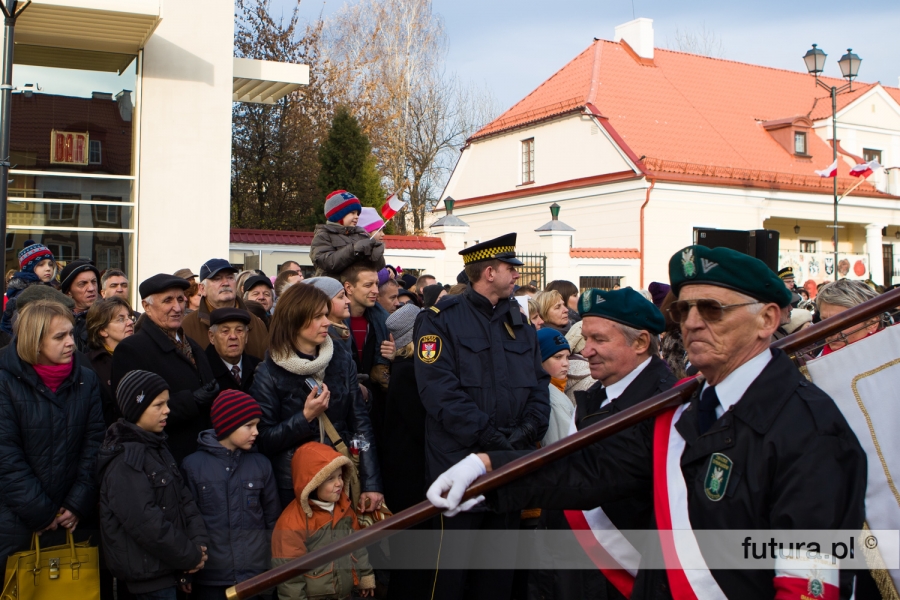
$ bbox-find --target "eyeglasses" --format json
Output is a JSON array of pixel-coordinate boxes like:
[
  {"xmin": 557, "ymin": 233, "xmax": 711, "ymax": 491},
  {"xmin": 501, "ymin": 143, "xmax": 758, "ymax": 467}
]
[
  {"xmin": 111, "ymin": 315, "xmax": 134, "ymax": 324},
  {"xmin": 667, "ymin": 299, "xmax": 761, "ymax": 324}
]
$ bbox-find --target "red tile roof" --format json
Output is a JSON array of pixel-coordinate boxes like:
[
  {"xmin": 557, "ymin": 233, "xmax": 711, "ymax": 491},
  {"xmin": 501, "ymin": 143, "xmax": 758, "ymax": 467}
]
[
  {"xmin": 230, "ymin": 229, "xmax": 445, "ymax": 250},
  {"xmin": 570, "ymin": 248, "xmax": 641, "ymax": 259},
  {"xmin": 470, "ymin": 40, "xmax": 898, "ymax": 196},
  {"xmin": 11, "ymin": 92, "xmax": 133, "ymax": 176}
]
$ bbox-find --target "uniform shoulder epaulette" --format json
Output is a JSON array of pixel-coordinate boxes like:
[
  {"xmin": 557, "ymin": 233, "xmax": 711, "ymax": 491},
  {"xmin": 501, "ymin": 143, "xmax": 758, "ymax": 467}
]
[
  {"xmin": 433, "ymin": 294, "xmax": 462, "ymax": 311},
  {"xmin": 429, "ymin": 306, "xmax": 440, "ymax": 314}
]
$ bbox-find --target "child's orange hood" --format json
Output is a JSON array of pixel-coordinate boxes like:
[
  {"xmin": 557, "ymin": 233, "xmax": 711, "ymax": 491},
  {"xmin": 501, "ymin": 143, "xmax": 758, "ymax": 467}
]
[{"xmin": 291, "ymin": 441, "xmax": 355, "ymax": 518}]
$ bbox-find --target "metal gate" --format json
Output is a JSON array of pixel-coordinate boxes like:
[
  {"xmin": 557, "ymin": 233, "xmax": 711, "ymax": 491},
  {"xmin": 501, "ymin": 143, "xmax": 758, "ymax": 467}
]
[
  {"xmin": 579, "ymin": 275, "xmax": 623, "ymax": 292},
  {"xmin": 517, "ymin": 253, "xmax": 546, "ymax": 289}
]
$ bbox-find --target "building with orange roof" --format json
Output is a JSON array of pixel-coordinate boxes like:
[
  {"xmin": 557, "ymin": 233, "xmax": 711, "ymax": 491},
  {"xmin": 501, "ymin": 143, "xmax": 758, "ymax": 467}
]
[{"xmin": 440, "ymin": 18, "xmax": 900, "ymax": 290}]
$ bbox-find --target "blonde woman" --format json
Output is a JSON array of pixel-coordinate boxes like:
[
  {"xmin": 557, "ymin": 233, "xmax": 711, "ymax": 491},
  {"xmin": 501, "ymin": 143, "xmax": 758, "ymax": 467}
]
[
  {"xmin": 534, "ymin": 289, "xmax": 570, "ymax": 334},
  {"xmin": 0, "ymin": 300, "xmax": 104, "ymax": 567}
]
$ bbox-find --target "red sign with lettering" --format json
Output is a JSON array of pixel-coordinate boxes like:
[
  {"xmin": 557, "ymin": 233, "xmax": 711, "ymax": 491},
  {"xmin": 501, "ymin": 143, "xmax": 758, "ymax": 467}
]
[{"xmin": 50, "ymin": 130, "xmax": 89, "ymax": 165}]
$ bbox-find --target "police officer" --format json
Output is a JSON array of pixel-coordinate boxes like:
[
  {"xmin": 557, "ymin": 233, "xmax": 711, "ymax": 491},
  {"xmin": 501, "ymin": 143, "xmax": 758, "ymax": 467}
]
[
  {"xmin": 428, "ymin": 245, "xmax": 867, "ymax": 600},
  {"xmin": 414, "ymin": 232, "xmax": 550, "ymax": 600},
  {"xmin": 536, "ymin": 287, "xmax": 677, "ymax": 600}
]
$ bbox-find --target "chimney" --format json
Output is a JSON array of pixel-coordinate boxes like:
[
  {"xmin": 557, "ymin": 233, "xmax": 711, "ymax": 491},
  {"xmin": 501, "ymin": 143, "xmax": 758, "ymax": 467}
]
[
  {"xmin": 116, "ymin": 90, "xmax": 133, "ymax": 122},
  {"xmin": 91, "ymin": 91, "xmax": 113, "ymax": 100},
  {"xmin": 614, "ymin": 18, "xmax": 654, "ymax": 60}
]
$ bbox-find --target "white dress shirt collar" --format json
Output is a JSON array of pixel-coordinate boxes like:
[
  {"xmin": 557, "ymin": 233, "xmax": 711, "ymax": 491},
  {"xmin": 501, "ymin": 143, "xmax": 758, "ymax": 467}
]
[
  {"xmin": 222, "ymin": 356, "xmax": 243, "ymax": 375},
  {"xmin": 702, "ymin": 348, "xmax": 773, "ymax": 418},
  {"xmin": 600, "ymin": 356, "xmax": 652, "ymax": 407}
]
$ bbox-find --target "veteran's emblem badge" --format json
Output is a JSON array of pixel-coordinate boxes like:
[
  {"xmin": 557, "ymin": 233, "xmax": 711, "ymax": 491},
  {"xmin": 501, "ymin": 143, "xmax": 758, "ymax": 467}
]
[
  {"xmin": 682, "ymin": 248, "xmax": 696, "ymax": 278},
  {"xmin": 418, "ymin": 335, "xmax": 442, "ymax": 364},
  {"xmin": 807, "ymin": 566, "xmax": 825, "ymax": 598},
  {"xmin": 704, "ymin": 452, "xmax": 733, "ymax": 501}
]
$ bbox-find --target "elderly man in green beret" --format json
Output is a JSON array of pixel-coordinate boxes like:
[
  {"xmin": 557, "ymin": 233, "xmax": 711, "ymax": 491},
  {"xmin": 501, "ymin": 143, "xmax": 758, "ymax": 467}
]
[{"xmin": 427, "ymin": 245, "xmax": 867, "ymax": 600}]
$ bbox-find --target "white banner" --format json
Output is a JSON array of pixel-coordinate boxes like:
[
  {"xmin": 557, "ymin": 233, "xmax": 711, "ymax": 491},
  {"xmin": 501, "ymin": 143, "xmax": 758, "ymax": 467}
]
[{"xmin": 806, "ymin": 325, "xmax": 900, "ymax": 592}]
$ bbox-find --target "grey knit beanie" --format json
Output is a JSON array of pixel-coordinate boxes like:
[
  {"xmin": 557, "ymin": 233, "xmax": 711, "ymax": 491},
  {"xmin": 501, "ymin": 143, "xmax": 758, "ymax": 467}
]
[
  {"xmin": 385, "ymin": 302, "xmax": 419, "ymax": 349},
  {"xmin": 116, "ymin": 370, "xmax": 169, "ymax": 424},
  {"xmin": 302, "ymin": 277, "xmax": 345, "ymax": 299}
]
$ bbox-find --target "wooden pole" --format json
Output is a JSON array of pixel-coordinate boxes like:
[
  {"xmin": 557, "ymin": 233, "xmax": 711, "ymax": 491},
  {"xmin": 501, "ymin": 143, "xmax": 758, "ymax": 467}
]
[{"xmin": 226, "ymin": 286, "xmax": 900, "ymax": 600}]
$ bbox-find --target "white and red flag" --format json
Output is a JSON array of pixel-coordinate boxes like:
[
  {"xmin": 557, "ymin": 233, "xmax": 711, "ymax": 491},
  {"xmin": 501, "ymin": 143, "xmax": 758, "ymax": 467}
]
[
  {"xmin": 849, "ymin": 160, "xmax": 881, "ymax": 178},
  {"xmin": 815, "ymin": 160, "xmax": 838, "ymax": 178},
  {"xmin": 380, "ymin": 192, "xmax": 408, "ymax": 221}
]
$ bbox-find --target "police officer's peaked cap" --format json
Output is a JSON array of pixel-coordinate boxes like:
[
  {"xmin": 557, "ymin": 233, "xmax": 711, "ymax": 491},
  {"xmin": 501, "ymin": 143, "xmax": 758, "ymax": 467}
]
[
  {"xmin": 459, "ymin": 233, "xmax": 523, "ymax": 266},
  {"xmin": 778, "ymin": 266, "xmax": 794, "ymax": 280},
  {"xmin": 669, "ymin": 245, "xmax": 792, "ymax": 308},
  {"xmin": 578, "ymin": 287, "xmax": 666, "ymax": 335}
]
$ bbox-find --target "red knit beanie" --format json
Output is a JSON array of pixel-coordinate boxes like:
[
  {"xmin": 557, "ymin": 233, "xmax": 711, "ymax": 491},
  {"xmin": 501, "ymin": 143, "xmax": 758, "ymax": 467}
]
[{"xmin": 211, "ymin": 390, "xmax": 262, "ymax": 440}]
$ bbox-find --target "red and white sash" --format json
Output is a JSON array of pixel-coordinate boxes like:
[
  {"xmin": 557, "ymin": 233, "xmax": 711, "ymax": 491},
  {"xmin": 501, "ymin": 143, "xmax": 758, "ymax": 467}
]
[
  {"xmin": 653, "ymin": 404, "xmax": 727, "ymax": 599},
  {"xmin": 653, "ymin": 405, "xmax": 841, "ymax": 600},
  {"xmin": 563, "ymin": 413, "xmax": 640, "ymax": 597}
]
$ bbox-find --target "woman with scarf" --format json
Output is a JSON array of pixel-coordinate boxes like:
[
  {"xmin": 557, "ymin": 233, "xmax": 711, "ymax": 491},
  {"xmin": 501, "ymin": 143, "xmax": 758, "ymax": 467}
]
[
  {"xmin": 86, "ymin": 297, "xmax": 136, "ymax": 425},
  {"xmin": 1, "ymin": 241, "xmax": 56, "ymax": 335},
  {"xmin": 251, "ymin": 283, "xmax": 383, "ymax": 512}
]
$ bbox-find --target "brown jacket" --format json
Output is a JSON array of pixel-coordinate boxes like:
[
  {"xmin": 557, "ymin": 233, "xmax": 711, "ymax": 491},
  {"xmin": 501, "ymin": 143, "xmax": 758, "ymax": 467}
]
[
  {"xmin": 181, "ymin": 296, "xmax": 269, "ymax": 360},
  {"xmin": 310, "ymin": 222, "xmax": 385, "ymax": 278}
]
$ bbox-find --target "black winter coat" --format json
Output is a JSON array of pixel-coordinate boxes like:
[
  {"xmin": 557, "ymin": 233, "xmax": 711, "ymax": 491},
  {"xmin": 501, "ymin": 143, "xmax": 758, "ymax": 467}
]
[
  {"xmin": 204, "ymin": 344, "xmax": 261, "ymax": 394},
  {"xmin": 88, "ymin": 348, "xmax": 120, "ymax": 426},
  {"xmin": 414, "ymin": 286, "xmax": 551, "ymax": 478},
  {"xmin": 488, "ymin": 350, "xmax": 867, "ymax": 600},
  {"xmin": 98, "ymin": 421, "xmax": 209, "ymax": 594},
  {"xmin": 181, "ymin": 430, "xmax": 281, "ymax": 586},
  {"xmin": 343, "ymin": 301, "xmax": 391, "ymax": 372},
  {"xmin": 111, "ymin": 319, "xmax": 215, "ymax": 464},
  {"xmin": 251, "ymin": 337, "xmax": 383, "ymax": 494},
  {"xmin": 0, "ymin": 345, "xmax": 105, "ymax": 564},
  {"xmin": 381, "ymin": 356, "xmax": 427, "ymax": 512}
]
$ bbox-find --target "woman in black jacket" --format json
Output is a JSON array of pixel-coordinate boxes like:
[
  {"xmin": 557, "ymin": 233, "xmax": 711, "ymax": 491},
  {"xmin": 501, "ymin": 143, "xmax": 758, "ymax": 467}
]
[
  {"xmin": 251, "ymin": 283, "xmax": 384, "ymax": 512},
  {"xmin": 86, "ymin": 296, "xmax": 136, "ymax": 426},
  {"xmin": 0, "ymin": 300, "xmax": 105, "ymax": 566}
]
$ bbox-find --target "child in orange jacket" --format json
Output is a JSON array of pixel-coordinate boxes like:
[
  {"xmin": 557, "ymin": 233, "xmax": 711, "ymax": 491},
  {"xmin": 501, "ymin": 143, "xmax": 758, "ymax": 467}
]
[{"xmin": 271, "ymin": 442, "xmax": 375, "ymax": 600}]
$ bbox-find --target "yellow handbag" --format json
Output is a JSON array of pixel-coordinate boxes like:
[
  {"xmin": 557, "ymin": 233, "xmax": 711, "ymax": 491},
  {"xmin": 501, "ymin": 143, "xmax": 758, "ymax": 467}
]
[{"xmin": 2, "ymin": 531, "xmax": 99, "ymax": 600}]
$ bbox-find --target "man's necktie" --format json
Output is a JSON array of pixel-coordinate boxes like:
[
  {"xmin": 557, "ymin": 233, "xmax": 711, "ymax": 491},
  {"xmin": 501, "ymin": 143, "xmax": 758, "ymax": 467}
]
[
  {"xmin": 231, "ymin": 365, "xmax": 241, "ymax": 386},
  {"xmin": 697, "ymin": 386, "xmax": 720, "ymax": 435}
]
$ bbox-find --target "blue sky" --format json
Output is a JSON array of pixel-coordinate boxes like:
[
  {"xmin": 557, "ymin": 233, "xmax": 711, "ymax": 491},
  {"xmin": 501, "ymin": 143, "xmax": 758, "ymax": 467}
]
[{"xmin": 282, "ymin": 0, "xmax": 900, "ymax": 114}]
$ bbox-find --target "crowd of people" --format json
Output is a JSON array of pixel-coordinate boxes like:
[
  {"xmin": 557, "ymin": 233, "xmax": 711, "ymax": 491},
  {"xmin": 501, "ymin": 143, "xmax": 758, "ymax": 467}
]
[{"xmin": 0, "ymin": 188, "xmax": 892, "ymax": 600}]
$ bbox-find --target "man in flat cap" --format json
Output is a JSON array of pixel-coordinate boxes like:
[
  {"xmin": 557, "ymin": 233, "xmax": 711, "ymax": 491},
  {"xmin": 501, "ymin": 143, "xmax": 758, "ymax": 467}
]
[
  {"xmin": 205, "ymin": 307, "xmax": 260, "ymax": 393},
  {"xmin": 413, "ymin": 232, "xmax": 550, "ymax": 600},
  {"xmin": 428, "ymin": 245, "xmax": 867, "ymax": 600},
  {"xmin": 111, "ymin": 273, "xmax": 219, "ymax": 464},
  {"xmin": 181, "ymin": 258, "xmax": 269, "ymax": 360}
]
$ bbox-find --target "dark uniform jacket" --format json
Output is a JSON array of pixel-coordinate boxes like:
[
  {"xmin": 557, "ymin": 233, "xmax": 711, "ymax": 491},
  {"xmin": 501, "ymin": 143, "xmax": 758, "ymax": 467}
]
[
  {"xmin": 414, "ymin": 285, "xmax": 551, "ymax": 479},
  {"xmin": 532, "ymin": 355, "xmax": 676, "ymax": 600},
  {"xmin": 111, "ymin": 318, "xmax": 216, "ymax": 465},
  {"xmin": 204, "ymin": 344, "xmax": 261, "ymax": 394},
  {"xmin": 488, "ymin": 350, "xmax": 867, "ymax": 600}
]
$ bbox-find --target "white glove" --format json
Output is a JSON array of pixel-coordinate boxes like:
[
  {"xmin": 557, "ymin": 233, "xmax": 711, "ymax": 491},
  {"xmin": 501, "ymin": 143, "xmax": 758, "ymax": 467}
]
[{"xmin": 426, "ymin": 453, "xmax": 487, "ymax": 517}]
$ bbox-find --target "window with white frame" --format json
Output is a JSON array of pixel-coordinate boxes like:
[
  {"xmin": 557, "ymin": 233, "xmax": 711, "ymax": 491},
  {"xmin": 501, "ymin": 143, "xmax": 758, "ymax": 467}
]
[
  {"xmin": 89, "ymin": 140, "xmax": 102, "ymax": 164},
  {"xmin": 800, "ymin": 239, "xmax": 817, "ymax": 253},
  {"xmin": 96, "ymin": 245, "xmax": 123, "ymax": 271},
  {"xmin": 521, "ymin": 138, "xmax": 534, "ymax": 184}
]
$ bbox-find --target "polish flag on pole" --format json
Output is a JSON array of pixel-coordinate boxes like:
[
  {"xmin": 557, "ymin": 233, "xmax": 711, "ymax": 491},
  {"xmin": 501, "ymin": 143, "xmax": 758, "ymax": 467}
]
[
  {"xmin": 815, "ymin": 159, "xmax": 838, "ymax": 177},
  {"xmin": 849, "ymin": 160, "xmax": 881, "ymax": 178},
  {"xmin": 380, "ymin": 192, "xmax": 408, "ymax": 221}
]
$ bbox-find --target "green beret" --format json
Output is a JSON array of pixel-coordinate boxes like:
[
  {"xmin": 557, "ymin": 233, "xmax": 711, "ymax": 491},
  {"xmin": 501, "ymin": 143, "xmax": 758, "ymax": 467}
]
[
  {"xmin": 578, "ymin": 287, "xmax": 665, "ymax": 335},
  {"xmin": 669, "ymin": 245, "xmax": 792, "ymax": 308}
]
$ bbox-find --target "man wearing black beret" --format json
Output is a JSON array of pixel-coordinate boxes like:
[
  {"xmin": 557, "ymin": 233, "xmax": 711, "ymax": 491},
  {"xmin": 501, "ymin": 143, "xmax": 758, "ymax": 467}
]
[
  {"xmin": 204, "ymin": 308, "xmax": 260, "ymax": 394},
  {"xmin": 111, "ymin": 273, "xmax": 219, "ymax": 464},
  {"xmin": 428, "ymin": 245, "xmax": 867, "ymax": 600}
]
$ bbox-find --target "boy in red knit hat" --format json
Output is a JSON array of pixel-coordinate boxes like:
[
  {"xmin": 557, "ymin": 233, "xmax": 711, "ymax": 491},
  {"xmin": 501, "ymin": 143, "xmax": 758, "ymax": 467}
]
[
  {"xmin": 310, "ymin": 190, "xmax": 385, "ymax": 278},
  {"xmin": 181, "ymin": 390, "xmax": 281, "ymax": 599}
]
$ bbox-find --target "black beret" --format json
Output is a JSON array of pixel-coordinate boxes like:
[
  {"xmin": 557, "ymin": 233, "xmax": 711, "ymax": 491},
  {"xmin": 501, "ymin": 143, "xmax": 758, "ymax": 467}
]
[
  {"xmin": 578, "ymin": 287, "xmax": 665, "ymax": 335},
  {"xmin": 209, "ymin": 308, "xmax": 251, "ymax": 326},
  {"xmin": 139, "ymin": 273, "xmax": 190, "ymax": 299},
  {"xmin": 244, "ymin": 274, "xmax": 273, "ymax": 291},
  {"xmin": 669, "ymin": 245, "xmax": 792, "ymax": 308}
]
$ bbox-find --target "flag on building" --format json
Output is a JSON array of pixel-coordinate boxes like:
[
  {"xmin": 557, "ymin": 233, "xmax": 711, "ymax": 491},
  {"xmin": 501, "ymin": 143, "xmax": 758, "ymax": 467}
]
[
  {"xmin": 849, "ymin": 160, "xmax": 881, "ymax": 178},
  {"xmin": 815, "ymin": 160, "xmax": 838, "ymax": 178},
  {"xmin": 381, "ymin": 192, "xmax": 408, "ymax": 221}
]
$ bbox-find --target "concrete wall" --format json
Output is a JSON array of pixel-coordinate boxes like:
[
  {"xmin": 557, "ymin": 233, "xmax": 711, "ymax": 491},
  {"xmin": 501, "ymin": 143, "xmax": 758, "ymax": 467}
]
[{"xmin": 137, "ymin": 0, "xmax": 234, "ymax": 281}]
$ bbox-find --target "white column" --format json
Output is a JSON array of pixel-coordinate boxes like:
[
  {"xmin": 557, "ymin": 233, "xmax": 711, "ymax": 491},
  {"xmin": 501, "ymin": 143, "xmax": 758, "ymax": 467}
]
[
  {"xmin": 865, "ymin": 223, "xmax": 886, "ymax": 285},
  {"xmin": 538, "ymin": 231, "xmax": 574, "ymax": 284},
  {"xmin": 430, "ymin": 224, "xmax": 469, "ymax": 284}
]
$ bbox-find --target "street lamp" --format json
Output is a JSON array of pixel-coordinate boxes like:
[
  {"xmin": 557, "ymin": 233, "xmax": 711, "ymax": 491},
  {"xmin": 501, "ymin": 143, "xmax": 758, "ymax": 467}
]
[{"xmin": 803, "ymin": 44, "xmax": 862, "ymax": 280}]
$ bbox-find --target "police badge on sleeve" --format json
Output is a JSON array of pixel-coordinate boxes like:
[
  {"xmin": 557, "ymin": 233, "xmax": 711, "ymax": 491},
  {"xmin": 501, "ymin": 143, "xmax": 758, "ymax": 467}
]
[{"xmin": 418, "ymin": 335, "xmax": 442, "ymax": 364}]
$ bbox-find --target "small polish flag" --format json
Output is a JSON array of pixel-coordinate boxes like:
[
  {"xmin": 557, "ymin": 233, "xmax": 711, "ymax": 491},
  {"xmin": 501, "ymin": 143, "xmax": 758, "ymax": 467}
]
[
  {"xmin": 849, "ymin": 160, "xmax": 881, "ymax": 178},
  {"xmin": 380, "ymin": 193, "xmax": 407, "ymax": 221},
  {"xmin": 815, "ymin": 160, "xmax": 838, "ymax": 178}
]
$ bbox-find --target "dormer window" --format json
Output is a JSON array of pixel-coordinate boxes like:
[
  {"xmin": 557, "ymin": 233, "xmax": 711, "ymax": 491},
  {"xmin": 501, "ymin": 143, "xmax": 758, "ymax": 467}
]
[
  {"xmin": 794, "ymin": 132, "xmax": 807, "ymax": 155},
  {"xmin": 762, "ymin": 116, "xmax": 813, "ymax": 158}
]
